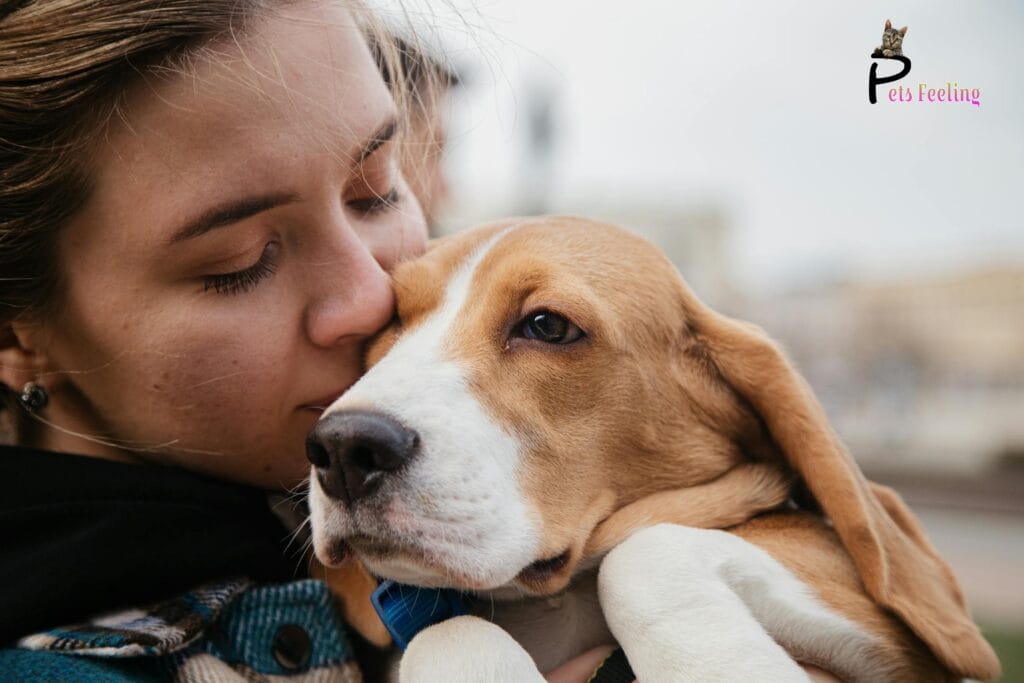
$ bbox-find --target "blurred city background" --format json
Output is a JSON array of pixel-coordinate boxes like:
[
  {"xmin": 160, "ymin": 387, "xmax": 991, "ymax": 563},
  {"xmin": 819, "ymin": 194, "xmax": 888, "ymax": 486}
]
[{"xmin": 377, "ymin": 0, "xmax": 1024, "ymax": 677}]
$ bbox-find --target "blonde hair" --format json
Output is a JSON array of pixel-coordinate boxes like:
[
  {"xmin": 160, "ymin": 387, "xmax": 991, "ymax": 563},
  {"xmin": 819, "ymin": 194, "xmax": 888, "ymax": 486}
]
[{"xmin": 0, "ymin": 0, "xmax": 448, "ymax": 442}]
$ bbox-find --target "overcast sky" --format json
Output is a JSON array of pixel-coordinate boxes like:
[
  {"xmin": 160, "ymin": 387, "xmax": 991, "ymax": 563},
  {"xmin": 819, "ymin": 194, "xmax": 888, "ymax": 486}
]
[{"xmin": 383, "ymin": 0, "xmax": 1023, "ymax": 291}]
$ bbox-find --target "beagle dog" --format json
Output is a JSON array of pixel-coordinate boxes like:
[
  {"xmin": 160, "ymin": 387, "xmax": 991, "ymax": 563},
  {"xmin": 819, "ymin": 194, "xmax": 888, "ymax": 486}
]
[{"xmin": 306, "ymin": 217, "xmax": 1000, "ymax": 682}]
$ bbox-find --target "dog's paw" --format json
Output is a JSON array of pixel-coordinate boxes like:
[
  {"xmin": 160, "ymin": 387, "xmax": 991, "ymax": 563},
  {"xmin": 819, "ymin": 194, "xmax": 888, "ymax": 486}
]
[
  {"xmin": 400, "ymin": 616, "xmax": 546, "ymax": 683},
  {"xmin": 598, "ymin": 525, "xmax": 814, "ymax": 683}
]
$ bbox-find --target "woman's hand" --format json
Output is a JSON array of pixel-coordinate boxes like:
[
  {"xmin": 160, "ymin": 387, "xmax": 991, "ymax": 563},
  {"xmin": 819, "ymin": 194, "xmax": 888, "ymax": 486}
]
[
  {"xmin": 544, "ymin": 646, "xmax": 843, "ymax": 683},
  {"xmin": 544, "ymin": 645, "xmax": 617, "ymax": 682}
]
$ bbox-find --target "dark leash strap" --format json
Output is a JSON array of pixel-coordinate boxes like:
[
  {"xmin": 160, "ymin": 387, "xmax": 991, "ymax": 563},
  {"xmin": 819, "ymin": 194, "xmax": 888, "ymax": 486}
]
[{"xmin": 588, "ymin": 647, "xmax": 636, "ymax": 683}]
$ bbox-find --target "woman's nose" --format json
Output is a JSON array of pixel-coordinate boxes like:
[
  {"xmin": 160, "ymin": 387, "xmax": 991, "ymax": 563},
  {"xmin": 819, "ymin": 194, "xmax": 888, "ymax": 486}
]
[{"xmin": 303, "ymin": 230, "xmax": 395, "ymax": 349}]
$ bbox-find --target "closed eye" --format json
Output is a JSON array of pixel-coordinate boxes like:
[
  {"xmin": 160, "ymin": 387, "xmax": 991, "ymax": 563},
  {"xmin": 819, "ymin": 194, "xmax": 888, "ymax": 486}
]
[
  {"xmin": 202, "ymin": 241, "xmax": 280, "ymax": 295},
  {"xmin": 347, "ymin": 187, "xmax": 402, "ymax": 215}
]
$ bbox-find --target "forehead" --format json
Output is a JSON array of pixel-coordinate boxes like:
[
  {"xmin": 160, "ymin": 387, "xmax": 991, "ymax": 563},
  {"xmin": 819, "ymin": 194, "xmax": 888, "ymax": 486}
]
[
  {"xmin": 70, "ymin": 2, "xmax": 391, "ymax": 251},
  {"xmin": 119, "ymin": 3, "xmax": 384, "ymax": 158},
  {"xmin": 397, "ymin": 219, "xmax": 654, "ymax": 285},
  {"xmin": 392, "ymin": 219, "xmax": 688, "ymax": 338}
]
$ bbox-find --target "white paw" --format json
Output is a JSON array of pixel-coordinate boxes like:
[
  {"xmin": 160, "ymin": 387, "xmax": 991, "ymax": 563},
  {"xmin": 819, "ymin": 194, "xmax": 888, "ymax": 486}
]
[
  {"xmin": 599, "ymin": 524, "xmax": 813, "ymax": 683},
  {"xmin": 399, "ymin": 615, "xmax": 545, "ymax": 683}
]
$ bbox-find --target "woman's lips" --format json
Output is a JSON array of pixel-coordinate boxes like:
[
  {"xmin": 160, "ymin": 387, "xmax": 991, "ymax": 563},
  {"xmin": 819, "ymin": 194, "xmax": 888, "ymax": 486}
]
[{"xmin": 300, "ymin": 390, "xmax": 347, "ymax": 412}]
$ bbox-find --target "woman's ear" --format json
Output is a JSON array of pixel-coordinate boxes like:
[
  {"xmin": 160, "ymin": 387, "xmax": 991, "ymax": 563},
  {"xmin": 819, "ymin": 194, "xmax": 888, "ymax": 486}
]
[
  {"xmin": 0, "ymin": 322, "xmax": 51, "ymax": 391},
  {"xmin": 678, "ymin": 290, "xmax": 1001, "ymax": 682}
]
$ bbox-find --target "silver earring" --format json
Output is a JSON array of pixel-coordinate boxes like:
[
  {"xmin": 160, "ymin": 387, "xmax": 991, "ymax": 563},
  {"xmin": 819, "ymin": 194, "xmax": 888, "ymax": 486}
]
[{"xmin": 18, "ymin": 382, "xmax": 48, "ymax": 413}]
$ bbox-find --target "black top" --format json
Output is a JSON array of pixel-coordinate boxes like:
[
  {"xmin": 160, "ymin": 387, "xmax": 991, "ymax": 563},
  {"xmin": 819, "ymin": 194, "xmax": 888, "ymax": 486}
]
[{"xmin": 0, "ymin": 445, "xmax": 305, "ymax": 646}]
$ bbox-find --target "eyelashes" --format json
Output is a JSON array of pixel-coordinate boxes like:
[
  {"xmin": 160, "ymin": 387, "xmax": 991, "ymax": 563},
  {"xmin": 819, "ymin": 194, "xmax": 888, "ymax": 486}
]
[
  {"xmin": 203, "ymin": 241, "xmax": 280, "ymax": 295},
  {"xmin": 347, "ymin": 187, "xmax": 402, "ymax": 215},
  {"xmin": 200, "ymin": 187, "xmax": 403, "ymax": 296}
]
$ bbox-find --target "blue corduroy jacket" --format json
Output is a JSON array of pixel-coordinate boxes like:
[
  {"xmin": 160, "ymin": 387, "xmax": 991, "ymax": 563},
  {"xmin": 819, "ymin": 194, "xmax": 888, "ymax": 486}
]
[
  {"xmin": 0, "ymin": 578, "xmax": 361, "ymax": 681},
  {"xmin": 0, "ymin": 445, "xmax": 363, "ymax": 681}
]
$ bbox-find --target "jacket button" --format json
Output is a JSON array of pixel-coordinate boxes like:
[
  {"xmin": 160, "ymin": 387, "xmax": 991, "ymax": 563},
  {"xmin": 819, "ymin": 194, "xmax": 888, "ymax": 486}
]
[{"xmin": 272, "ymin": 623, "xmax": 312, "ymax": 671}]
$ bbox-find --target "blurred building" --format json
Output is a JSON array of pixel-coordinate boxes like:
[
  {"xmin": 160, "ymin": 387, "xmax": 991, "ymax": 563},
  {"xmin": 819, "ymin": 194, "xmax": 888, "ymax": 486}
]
[{"xmin": 743, "ymin": 267, "xmax": 1024, "ymax": 476}]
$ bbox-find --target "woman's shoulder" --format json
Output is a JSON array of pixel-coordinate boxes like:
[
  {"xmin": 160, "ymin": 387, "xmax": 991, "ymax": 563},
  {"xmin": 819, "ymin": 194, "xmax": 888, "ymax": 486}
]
[
  {"xmin": 1, "ymin": 578, "xmax": 362, "ymax": 681},
  {"xmin": 0, "ymin": 444, "xmax": 310, "ymax": 643}
]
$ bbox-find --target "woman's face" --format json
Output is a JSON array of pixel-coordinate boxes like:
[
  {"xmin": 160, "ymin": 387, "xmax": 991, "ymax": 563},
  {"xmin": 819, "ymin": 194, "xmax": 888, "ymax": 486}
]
[{"xmin": 26, "ymin": 2, "xmax": 427, "ymax": 488}]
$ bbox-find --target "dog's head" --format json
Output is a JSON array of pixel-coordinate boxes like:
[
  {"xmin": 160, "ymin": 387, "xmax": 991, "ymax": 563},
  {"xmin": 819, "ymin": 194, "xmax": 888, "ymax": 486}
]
[
  {"xmin": 307, "ymin": 217, "xmax": 756, "ymax": 593},
  {"xmin": 307, "ymin": 216, "xmax": 998, "ymax": 679}
]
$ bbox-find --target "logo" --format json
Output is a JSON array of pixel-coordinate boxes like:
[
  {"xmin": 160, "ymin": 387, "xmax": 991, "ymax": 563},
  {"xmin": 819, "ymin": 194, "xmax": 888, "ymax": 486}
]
[{"xmin": 867, "ymin": 19, "xmax": 981, "ymax": 108}]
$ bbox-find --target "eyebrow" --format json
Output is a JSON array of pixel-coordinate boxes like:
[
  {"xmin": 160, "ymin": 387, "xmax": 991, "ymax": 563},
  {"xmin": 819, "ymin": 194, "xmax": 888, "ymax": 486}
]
[
  {"xmin": 359, "ymin": 118, "xmax": 398, "ymax": 163},
  {"xmin": 169, "ymin": 192, "xmax": 299, "ymax": 244},
  {"xmin": 168, "ymin": 117, "xmax": 399, "ymax": 244}
]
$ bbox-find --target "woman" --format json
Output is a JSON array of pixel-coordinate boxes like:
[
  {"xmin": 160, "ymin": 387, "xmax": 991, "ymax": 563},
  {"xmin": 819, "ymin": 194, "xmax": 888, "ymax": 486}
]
[{"xmin": 0, "ymin": 1, "xmax": 838, "ymax": 679}]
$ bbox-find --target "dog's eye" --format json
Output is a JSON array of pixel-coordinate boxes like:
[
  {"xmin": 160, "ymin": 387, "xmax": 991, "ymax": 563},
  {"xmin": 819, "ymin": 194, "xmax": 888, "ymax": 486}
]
[{"xmin": 518, "ymin": 311, "xmax": 585, "ymax": 344}]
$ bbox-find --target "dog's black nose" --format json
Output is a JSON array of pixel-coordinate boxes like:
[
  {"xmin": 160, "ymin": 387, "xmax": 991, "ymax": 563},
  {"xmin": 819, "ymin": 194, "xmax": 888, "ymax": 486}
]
[{"xmin": 306, "ymin": 410, "xmax": 419, "ymax": 505}]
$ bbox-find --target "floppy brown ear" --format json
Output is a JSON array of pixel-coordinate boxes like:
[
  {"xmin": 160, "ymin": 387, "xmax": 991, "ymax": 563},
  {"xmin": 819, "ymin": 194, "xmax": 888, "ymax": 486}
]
[{"xmin": 686, "ymin": 301, "xmax": 1000, "ymax": 681}]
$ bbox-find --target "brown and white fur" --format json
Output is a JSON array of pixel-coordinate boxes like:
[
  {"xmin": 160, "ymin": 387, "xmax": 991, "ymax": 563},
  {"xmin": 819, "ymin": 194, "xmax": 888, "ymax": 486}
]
[{"xmin": 307, "ymin": 217, "xmax": 1000, "ymax": 682}]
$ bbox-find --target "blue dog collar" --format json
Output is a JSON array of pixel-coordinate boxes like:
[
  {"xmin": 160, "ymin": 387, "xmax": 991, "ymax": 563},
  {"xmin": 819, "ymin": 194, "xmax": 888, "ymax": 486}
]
[
  {"xmin": 370, "ymin": 580, "xmax": 472, "ymax": 651},
  {"xmin": 370, "ymin": 580, "xmax": 636, "ymax": 682}
]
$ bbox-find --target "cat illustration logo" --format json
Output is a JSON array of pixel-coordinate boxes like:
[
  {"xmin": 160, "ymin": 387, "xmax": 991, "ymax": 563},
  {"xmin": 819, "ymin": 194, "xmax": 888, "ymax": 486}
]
[
  {"xmin": 868, "ymin": 19, "xmax": 910, "ymax": 104},
  {"xmin": 872, "ymin": 19, "xmax": 908, "ymax": 59}
]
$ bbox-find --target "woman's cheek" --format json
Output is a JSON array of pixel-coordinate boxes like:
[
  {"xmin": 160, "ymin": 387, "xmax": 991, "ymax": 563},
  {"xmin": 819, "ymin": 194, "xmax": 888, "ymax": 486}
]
[
  {"xmin": 145, "ymin": 321, "xmax": 284, "ymax": 424},
  {"xmin": 384, "ymin": 181, "xmax": 429, "ymax": 267}
]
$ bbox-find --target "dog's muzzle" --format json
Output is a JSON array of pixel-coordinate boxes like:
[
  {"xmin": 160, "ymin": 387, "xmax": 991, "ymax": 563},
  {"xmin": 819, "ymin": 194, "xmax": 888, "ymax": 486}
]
[{"xmin": 306, "ymin": 409, "xmax": 420, "ymax": 505}]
